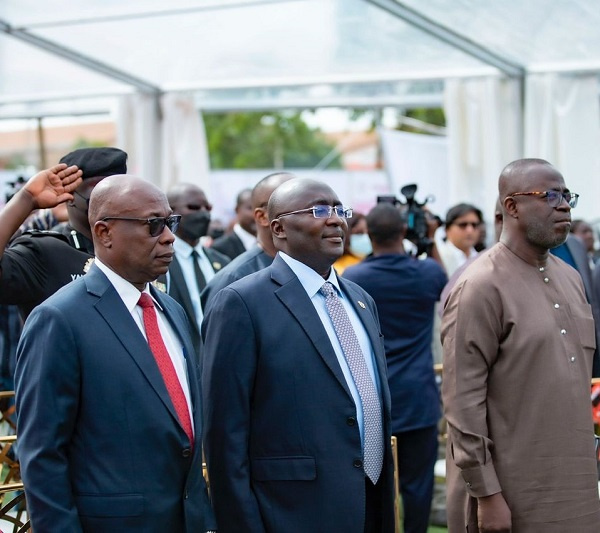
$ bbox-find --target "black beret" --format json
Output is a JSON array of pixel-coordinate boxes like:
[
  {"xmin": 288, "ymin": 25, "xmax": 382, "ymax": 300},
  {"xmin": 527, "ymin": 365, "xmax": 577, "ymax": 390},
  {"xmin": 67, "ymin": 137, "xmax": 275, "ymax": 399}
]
[{"xmin": 59, "ymin": 147, "xmax": 127, "ymax": 180}]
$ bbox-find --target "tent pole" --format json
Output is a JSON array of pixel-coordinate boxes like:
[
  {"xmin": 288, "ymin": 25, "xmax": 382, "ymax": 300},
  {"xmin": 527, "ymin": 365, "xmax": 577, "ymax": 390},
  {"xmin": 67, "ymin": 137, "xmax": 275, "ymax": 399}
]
[
  {"xmin": 364, "ymin": 0, "xmax": 525, "ymax": 79},
  {"xmin": 36, "ymin": 117, "xmax": 47, "ymax": 169}
]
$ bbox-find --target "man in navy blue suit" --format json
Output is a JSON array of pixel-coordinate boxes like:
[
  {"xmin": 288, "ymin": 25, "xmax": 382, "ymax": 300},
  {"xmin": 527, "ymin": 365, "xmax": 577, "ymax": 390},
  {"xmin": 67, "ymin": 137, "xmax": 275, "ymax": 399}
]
[
  {"xmin": 15, "ymin": 175, "xmax": 216, "ymax": 532},
  {"xmin": 202, "ymin": 178, "xmax": 395, "ymax": 532}
]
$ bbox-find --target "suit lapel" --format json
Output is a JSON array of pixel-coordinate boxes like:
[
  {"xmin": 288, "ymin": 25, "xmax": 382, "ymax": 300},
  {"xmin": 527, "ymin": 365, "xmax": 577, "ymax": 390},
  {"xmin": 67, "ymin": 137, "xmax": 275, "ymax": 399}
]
[
  {"xmin": 85, "ymin": 267, "xmax": 183, "ymax": 431},
  {"xmin": 271, "ymin": 257, "xmax": 353, "ymax": 400},
  {"xmin": 204, "ymin": 247, "xmax": 226, "ymax": 273}
]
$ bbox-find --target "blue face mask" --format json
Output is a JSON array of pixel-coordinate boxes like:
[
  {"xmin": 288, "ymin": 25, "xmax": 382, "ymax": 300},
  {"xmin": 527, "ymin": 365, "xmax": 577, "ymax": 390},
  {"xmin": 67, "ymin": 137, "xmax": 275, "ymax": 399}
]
[{"xmin": 349, "ymin": 233, "xmax": 372, "ymax": 256}]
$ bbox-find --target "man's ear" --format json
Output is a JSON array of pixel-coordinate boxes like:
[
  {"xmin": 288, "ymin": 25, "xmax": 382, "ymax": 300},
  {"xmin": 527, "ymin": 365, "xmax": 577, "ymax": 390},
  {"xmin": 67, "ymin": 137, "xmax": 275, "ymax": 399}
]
[
  {"xmin": 271, "ymin": 218, "xmax": 286, "ymax": 241},
  {"xmin": 93, "ymin": 220, "xmax": 112, "ymax": 249},
  {"xmin": 503, "ymin": 196, "xmax": 518, "ymax": 219},
  {"xmin": 254, "ymin": 207, "xmax": 270, "ymax": 227}
]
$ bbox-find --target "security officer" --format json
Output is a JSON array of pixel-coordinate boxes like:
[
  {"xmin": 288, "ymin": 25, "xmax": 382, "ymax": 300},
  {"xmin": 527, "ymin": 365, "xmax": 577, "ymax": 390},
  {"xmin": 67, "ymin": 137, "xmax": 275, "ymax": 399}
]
[{"xmin": 0, "ymin": 147, "xmax": 127, "ymax": 319}]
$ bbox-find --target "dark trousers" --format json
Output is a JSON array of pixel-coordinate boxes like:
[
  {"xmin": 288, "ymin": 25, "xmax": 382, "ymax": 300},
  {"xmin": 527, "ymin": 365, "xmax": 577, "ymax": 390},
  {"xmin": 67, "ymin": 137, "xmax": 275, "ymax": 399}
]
[
  {"xmin": 395, "ymin": 425, "xmax": 439, "ymax": 533},
  {"xmin": 364, "ymin": 476, "xmax": 383, "ymax": 533}
]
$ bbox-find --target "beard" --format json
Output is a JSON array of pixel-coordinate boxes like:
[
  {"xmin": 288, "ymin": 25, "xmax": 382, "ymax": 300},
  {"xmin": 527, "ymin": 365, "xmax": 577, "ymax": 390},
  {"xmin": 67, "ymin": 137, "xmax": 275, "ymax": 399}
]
[{"xmin": 526, "ymin": 219, "xmax": 569, "ymax": 250}]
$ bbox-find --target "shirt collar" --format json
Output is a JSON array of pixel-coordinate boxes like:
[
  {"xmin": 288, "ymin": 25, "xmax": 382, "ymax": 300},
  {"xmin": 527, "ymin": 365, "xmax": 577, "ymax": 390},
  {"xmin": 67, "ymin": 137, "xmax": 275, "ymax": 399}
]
[
  {"xmin": 445, "ymin": 239, "xmax": 477, "ymax": 260},
  {"xmin": 233, "ymin": 223, "xmax": 257, "ymax": 250},
  {"xmin": 278, "ymin": 252, "xmax": 341, "ymax": 298},
  {"xmin": 94, "ymin": 258, "xmax": 163, "ymax": 312},
  {"xmin": 173, "ymin": 236, "xmax": 205, "ymax": 259}
]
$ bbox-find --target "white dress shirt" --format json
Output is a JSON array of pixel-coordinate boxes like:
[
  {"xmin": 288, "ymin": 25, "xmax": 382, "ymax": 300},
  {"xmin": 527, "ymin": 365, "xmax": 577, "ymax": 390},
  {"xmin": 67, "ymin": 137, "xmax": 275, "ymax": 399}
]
[
  {"xmin": 233, "ymin": 222, "xmax": 257, "ymax": 251},
  {"xmin": 95, "ymin": 258, "xmax": 194, "ymax": 434}
]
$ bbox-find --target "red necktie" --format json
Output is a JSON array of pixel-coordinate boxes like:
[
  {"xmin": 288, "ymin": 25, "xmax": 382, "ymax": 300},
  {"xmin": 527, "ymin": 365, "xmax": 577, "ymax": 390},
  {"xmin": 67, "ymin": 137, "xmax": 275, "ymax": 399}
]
[{"xmin": 137, "ymin": 292, "xmax": 194, "ymax": 447}]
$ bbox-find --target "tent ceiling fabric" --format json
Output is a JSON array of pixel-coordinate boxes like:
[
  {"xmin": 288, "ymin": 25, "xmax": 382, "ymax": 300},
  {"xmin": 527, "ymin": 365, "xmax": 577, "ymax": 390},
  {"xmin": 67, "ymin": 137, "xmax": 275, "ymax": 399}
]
[{"xmin": 0, "ymin": 0, "xmax": 599, "ymax": 118}]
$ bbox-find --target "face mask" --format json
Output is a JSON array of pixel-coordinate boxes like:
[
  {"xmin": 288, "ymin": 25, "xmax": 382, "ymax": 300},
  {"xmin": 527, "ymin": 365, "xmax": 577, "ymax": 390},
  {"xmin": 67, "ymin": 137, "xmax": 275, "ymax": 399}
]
[
  {"xmin": 350, "ymin": 233, "xmax": 372, "ymax": 256},
  {"xmin": 178, "ymin": 211, "xmax": 211, "ymax": 241},
  {"xmin": 208, "ymin": 227, "xmax": 225, "ymax": 240}
]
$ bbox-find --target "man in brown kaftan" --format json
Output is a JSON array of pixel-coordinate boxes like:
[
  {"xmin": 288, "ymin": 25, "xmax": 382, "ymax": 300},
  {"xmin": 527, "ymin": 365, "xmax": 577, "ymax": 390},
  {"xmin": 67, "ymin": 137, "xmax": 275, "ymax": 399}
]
[{"xmin": 442, "ymin": 159, "xmax": 600, "ymax": 532}]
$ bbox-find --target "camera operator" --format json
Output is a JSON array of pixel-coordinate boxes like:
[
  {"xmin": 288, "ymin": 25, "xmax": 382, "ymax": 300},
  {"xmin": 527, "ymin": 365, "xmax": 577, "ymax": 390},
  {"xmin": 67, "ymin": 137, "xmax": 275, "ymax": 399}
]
[{"xmin": 377, "ymin": 184, "xmax": 444, "ymax": 268}]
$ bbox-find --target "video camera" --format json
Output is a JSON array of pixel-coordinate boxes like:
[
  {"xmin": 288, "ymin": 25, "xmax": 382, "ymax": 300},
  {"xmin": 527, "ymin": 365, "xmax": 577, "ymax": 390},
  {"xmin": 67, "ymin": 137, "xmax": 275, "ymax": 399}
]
[{"xmin": 377, "ymin": 183, "xmax": 437, "ymax": 256}]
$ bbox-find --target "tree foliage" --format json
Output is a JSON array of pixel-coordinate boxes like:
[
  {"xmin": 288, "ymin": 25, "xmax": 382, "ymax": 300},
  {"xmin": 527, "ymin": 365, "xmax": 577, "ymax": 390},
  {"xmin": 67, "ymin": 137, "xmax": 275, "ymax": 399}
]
[{"xmin": 203, "ymin": 111, "xmax": 340, "ymax": 169}]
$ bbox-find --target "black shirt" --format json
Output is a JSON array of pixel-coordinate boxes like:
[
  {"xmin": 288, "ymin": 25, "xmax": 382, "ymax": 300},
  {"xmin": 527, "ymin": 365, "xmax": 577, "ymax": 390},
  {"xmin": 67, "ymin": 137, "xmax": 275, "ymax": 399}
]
[{"xmin": 0, "ymin": 229, "xmax": 93, "ymax": 319}]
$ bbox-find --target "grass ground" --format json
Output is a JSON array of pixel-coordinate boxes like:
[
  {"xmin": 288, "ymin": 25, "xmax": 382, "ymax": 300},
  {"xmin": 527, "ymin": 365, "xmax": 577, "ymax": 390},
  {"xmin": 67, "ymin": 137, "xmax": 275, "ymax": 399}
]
[{"xmin": 428, "ymin": 527, "xmax": 448, "ymax": 532}]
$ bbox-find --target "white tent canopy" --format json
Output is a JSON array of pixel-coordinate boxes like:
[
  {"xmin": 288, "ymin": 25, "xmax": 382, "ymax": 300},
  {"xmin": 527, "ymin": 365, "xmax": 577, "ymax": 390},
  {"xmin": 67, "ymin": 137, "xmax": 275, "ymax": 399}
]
[
  {"xmin": 1, "ymin": 0, "xmax": 600, "ymax": 219},
  {"xmin": 2, "ymin": 0, "xmax": 600, "ymax": 116}
]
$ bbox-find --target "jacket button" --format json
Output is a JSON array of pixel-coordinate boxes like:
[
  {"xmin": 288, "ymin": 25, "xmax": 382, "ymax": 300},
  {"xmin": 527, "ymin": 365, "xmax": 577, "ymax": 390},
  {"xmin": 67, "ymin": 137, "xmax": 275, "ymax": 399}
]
[
  {"xmin": 182, "ymin": 448, "xmax": 192, "ymax": 458},
  {"xmin": 353, "ymin": 459, "xmax": 363, "ymax": 468},
  {"xmin": 346, "ymin": 417, "xmax": 356, "ymax": 426}
]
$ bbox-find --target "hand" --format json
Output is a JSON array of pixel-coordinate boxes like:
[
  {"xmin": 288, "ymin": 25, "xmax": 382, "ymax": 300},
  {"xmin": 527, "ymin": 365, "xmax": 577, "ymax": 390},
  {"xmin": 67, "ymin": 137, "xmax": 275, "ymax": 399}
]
[
  {"xmin": 478, "ymin": 492, "xmax": 512, "ymax": 532},
  {"xmin": 22, "ymin": 163, "xmax": 83, "ymax": 209},
  {"xmin": 424, "ymin": 209, "xmax": 441, "ymax": 240}
]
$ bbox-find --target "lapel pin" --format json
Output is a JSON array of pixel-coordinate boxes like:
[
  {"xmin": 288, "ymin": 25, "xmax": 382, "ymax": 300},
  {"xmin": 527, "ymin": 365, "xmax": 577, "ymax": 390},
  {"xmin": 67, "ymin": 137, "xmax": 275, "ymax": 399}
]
[
  {"xmin": 83, "ymin": 257, "xmax": 94, "ymax": 273},
  {"xmin": 358, "ymin": 301, "xmax": 366, "ymax": 309},
  {"xmin": 151, "ymin": 280, "xmax": 167, "ymax": 293},
  {"xmin": 213, "ymin": 262, "xmax": 222, "ymax": 270}
]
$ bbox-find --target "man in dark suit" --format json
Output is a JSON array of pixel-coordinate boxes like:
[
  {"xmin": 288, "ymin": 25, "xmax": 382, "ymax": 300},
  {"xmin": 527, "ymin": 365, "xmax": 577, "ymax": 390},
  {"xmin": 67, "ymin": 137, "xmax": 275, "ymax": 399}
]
[
  {"xmin": 15, "ymin": 175, "xmax": 216, "ymax": 532},
  {"xmin": 202, "ymin": 178, "xmax": 395, "ymax": 533},
  {"xmin": 200, "ymin": 171, "xmax": 295, "ymax": 309},
  {"xmin": 211, "ymin": 187, "xmax": 256, "ymax": 259},
  {"xmin": 165, "ymin": 183, "xmax": 230, "ymax": 355}
]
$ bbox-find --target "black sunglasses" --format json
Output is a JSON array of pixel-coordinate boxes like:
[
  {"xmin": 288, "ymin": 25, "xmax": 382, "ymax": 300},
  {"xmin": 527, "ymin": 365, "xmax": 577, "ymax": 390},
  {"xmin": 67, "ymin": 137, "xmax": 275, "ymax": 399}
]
[{"xmin": 100, "ymin": 215, "xmax": 181, "ymax": 237}]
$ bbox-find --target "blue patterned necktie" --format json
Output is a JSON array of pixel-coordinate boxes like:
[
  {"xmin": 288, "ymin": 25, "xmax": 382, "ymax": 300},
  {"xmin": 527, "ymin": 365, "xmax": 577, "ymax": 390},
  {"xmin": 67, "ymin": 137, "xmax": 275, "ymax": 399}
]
[{"xmin": 320, "ymin": 281, "xmax": 383, "ymax": 483}]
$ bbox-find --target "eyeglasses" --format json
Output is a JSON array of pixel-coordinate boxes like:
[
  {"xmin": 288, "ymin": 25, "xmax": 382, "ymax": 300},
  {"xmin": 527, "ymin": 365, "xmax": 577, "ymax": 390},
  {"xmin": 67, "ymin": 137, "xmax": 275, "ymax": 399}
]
[
  {"xmin": 453, "ymin": 221, "xmax": 480, "ymax": 229},
  {"xmin": 100, "ymin": 215, "xmax": 181, "ymax": 237},
  {"xmin": 509, "ymin": 190, "xmax": 579, "ymax": 208},
  {"xmin": 276, "ymin": 205, "xmax": 353, "ymax": 220}
]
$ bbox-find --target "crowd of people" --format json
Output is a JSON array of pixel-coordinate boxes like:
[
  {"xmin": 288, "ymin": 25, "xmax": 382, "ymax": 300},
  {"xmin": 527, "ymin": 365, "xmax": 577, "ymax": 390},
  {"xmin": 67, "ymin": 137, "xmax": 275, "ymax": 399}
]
[{"xmin": 0, "ymin": 146, "xmax": 599, "ymax": 532}]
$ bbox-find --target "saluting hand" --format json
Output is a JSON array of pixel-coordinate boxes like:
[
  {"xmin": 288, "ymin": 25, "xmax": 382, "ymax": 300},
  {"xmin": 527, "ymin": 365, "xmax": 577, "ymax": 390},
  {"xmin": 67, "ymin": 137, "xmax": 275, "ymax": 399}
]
[{"xmin": 23, "ymin": 163, "xmax": 83, "ymax": 209}]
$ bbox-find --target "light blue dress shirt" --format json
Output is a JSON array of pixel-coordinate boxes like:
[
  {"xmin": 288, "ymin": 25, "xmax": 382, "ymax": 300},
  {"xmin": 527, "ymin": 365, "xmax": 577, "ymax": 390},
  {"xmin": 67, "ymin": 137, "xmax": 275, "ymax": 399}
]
[{"xmin": 279, "ymin": 252, "xmax": 381, "ymax": 447}]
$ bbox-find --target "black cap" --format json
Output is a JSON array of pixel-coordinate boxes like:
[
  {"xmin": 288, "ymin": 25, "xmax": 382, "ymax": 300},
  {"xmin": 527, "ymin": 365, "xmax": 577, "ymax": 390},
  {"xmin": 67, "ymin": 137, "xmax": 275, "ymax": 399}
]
[{"xmin": 59, "ymin": 147, "xmax": 127, "ymax": 180}]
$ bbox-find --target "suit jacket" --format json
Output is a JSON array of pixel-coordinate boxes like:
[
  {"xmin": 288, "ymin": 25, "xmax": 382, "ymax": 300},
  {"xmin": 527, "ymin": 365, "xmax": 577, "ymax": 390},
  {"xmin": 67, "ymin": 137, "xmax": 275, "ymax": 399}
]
[
  {"xmin": 200, "ymin": 245, "xmax": 273, "ymax": 310},
  {"xmin": 15, "ymin": 264, "xmax": 216, "ymax": 533},
  {"xmin": 201, "ymin": 254, "xmax": 395, "ymax": 533},
  {"xmin": 211, "ymin": 231, "xmax": 246, "ymax": 260},
  {"xmin": 165, "ymin": 246, "xmax": 229, "ymax": 355},
  {"xmin": 563, "ymin": 235, "xmax": 600, "ymax": 376}
]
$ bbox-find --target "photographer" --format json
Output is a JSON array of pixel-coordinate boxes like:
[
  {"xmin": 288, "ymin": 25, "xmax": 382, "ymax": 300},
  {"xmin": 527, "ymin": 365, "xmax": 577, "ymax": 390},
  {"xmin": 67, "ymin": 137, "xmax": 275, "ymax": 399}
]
[{"xmin": 377, "ymin": 184, "xmax": 444, "ymax": 267}]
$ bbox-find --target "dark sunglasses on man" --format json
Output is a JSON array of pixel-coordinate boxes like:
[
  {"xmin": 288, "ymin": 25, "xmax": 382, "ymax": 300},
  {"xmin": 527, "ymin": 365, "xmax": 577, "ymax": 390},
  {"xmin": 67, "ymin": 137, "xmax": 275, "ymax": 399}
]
[{"xmin": 100, "ymin": 215, "xmax": 181, "ymax": 237}]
